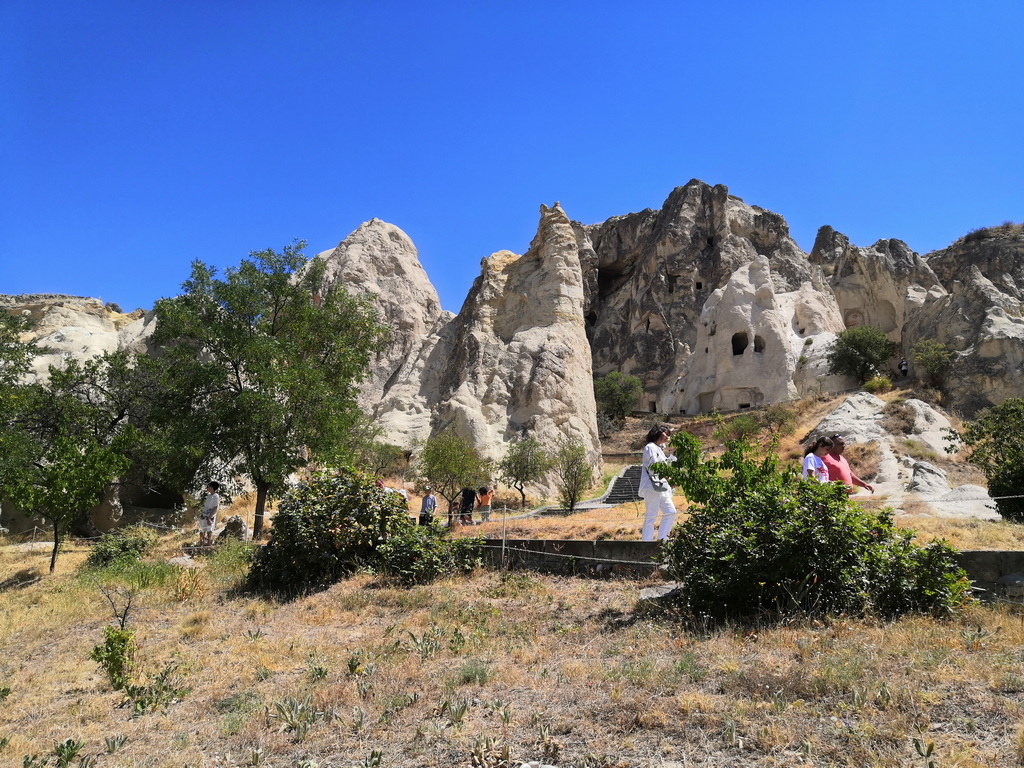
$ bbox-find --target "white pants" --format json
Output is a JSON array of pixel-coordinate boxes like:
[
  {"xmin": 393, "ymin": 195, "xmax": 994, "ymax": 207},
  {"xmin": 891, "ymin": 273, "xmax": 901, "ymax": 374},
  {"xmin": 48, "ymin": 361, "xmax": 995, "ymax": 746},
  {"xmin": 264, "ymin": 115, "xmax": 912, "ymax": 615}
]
[{"xmin": 640, "ymin": 488, "xmax": 677, "ymax": 541}]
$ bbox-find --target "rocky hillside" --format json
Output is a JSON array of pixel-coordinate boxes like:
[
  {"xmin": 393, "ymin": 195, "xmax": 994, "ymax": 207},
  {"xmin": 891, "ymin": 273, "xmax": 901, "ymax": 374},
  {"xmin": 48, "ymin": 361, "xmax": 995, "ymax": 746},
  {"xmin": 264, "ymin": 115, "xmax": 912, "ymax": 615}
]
[{"xmin": 4, "ymin": 181, "xmax": 1022, "ymax": 501}]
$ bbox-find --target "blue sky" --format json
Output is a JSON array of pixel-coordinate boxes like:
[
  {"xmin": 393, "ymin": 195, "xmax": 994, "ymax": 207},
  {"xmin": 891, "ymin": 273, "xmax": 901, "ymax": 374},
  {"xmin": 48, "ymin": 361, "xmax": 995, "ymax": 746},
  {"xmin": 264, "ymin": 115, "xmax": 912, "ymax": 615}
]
[{"xmin": 2, "ymin": 1, "xmax": 1022, "ymax": 314}]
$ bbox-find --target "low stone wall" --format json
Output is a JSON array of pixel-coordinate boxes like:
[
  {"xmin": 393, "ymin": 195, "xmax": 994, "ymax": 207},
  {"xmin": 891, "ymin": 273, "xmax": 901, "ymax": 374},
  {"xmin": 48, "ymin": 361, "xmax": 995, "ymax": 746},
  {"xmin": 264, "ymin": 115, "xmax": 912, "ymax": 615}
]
[
  {"xmin": 480, "ymin": 541, "xmax": 1024, "ymax": 597},
  {"xmin": 479, "ymin": 539, "xmax": 661, "ymax": 576},
  {"xmin": 955, "ymin": 550, "xmax": 1024, "ymax": 599}
]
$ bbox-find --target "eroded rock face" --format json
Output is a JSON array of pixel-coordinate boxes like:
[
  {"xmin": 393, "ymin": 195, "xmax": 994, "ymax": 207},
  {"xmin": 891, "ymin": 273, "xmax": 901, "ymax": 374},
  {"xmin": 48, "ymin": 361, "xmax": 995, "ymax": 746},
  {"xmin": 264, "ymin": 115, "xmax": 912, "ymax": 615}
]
[
  {"xmin": 0, "ymin": 294, "xmax": 152, "ymax": 381},
  {"xmin": 429, "ymin": 204, "xmax": 602, "ymax": 487},
  {"xmin": 314, "ymin": 220, "xmax": 444, "ymax": 411},
  {"xmin": 906, "ymin": 229, "xmax": 1024, "ymax": 414},
  {"xmin": 578, "ymin": 180, "xmax": 843, "ymax": 413}
]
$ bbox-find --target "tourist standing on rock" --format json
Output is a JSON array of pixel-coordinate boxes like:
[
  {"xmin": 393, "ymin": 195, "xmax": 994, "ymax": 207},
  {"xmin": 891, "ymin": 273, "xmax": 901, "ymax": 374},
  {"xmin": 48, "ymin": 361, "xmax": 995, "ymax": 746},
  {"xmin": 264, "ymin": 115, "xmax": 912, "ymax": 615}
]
[
  {"xmin": 802, "ymin": 437, "xmax": 833, "ymax": 482},
  {"xmin": 639, "ymin": 425, "xmax": 677, "ymax": 542},
  {"xmin": 476, "ymin": 486, "xmax": 494, "ymax": 523},
  {"xmin": 899, "ymin": 358, "xmax": 909, "ymax": 377},
  {"xmin": 823, "ymin": 434, "xmax": 874, "ymax": 494},
  {"xmin": 199, "ymin": 481, "xmax": 220, "ymax": 546}
]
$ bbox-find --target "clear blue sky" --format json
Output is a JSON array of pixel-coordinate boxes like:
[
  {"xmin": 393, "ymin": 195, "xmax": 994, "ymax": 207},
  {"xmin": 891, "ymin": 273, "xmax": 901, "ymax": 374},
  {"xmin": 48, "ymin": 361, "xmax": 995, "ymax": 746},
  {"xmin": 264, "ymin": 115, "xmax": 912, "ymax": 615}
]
[{"xmin": 2, "ymin": 1, "xmax": 1022, "ymax": 313}]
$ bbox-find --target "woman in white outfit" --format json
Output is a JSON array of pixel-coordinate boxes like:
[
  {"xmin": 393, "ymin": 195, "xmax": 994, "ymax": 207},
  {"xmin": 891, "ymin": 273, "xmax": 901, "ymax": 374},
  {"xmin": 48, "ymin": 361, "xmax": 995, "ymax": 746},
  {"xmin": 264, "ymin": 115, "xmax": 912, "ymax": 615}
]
[
  {"xmin": 802, "ymin": 436, "xmax": 833, "ymax": 482},
  {"xmin": 639, "ymin": 425, "xmax": 677, "ymax": 542}
]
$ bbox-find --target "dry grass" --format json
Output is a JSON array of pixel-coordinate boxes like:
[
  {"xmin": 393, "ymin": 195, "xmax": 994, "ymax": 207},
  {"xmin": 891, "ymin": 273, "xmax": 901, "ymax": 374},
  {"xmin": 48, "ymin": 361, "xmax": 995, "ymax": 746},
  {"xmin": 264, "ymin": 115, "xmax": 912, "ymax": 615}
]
[{"xmin": 4, "ymin": 535, "xmax": 1024, "ymax": 767}]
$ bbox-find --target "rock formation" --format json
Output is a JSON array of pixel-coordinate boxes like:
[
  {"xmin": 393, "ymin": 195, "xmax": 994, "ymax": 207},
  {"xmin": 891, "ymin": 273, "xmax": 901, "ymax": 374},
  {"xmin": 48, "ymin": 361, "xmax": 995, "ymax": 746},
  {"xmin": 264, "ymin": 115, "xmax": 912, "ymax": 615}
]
[
  {"xmin": 5, "ymin": 180, "xmax": 1023, "ymax": 521},
  {"xmin": 0, "ymin": 294, "xmax": 152, "ymax": 381}
]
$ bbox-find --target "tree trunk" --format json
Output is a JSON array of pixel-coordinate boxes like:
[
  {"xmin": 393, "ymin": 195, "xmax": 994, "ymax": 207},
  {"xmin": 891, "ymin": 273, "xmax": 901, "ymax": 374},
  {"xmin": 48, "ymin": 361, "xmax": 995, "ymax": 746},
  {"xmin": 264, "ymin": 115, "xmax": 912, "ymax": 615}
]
[
  {"xmin": 49, "ymin": 522, "xmax": 60, "ymax": 573},
  {"xmin": 252, "ymin": 481, "xmax": 269, "ymax": 539}
]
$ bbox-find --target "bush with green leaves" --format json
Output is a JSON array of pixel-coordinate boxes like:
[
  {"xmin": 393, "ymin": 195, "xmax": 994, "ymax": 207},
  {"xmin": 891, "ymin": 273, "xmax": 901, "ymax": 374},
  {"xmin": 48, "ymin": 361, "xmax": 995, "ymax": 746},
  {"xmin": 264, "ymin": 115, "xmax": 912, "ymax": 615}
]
[
  {"xmin": 247, "ymin": 468, "xmax": 411, "ymax": 594},
  {"xmin": 376, "ymin": 524, "xmax": 482, "ymax": 586},
  {"xmin": 90, "ymin": 626, "xmax": 137, "ymax": 691},
  {"xmin": 86, "ymin": 525, "xmax": 159, "ymax": 568},
  {"xmin": 826, "ymin": 325, "xmax": 897, "ymax": 383},
  {"xmin": 657, "ymin": 433, "xmax": 971, "ymax": 623},
  {"xmin": 911, "ymin": 339, "xmax": 953, "ymax": 388},
  {"xmin": 949, "ymin": 398, "xmax": 1024, "ymax": 521},
  {"xmin": 594, "ymin": 371, "xmax": 643, "ymax": 419}
]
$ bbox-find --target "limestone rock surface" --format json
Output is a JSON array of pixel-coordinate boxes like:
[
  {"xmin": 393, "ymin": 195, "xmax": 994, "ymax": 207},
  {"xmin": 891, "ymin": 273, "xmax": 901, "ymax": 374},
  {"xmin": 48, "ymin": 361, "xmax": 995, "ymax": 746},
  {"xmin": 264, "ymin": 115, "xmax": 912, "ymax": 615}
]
[
  {"xmin": 315, "ymin": 220, "xmax": 444, "ymax": 412},
  {"xmin": 427, "ymin": 204, "xmax": 602, "ymax": 490},
  {"xmin": 0, "ymin": 294, "xmax": 151, "ymax": 381}
]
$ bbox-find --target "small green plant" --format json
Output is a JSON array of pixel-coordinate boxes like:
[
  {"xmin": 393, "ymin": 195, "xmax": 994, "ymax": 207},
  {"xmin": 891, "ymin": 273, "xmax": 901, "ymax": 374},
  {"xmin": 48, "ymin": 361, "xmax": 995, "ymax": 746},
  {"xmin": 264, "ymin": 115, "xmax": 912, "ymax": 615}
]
[
  {"xmin": 90, "ymin": 626, "xmax": 137, "ymax": 691},
  {"xmin": 86, "ymin": 525, "xmax": 158, "ymax": 568},
  {"xmin": 913, "ymin": 737, "xmax": 938, "ymax": 768},
  {"xmin": 407, "ymin": 628, "xmax": 444, "ymax": 659},
  {"xmin": 358, "ymin": 750, "xmax": 382, "ymax": 768},
  {"xmin": 863, "ymin": 375, "xmax": 892, "ymax": 393},
  {"xmin": 52, "ymin": 738, "xmax": 85, "ymax": 768},
  {"xmin": 267, "ymin": 695, "xmax": 321, "ymax": 742},
  {"xmin": 455, "ymin": 659, "xmax": 491, "ymax": 686},
  {"xmin": 440, "ymin": 698, "xmax": 470, "ymax": 728},
  {"xmin": 306, "ymin": 653, "xmax": 328, "ymax": 682},
  {"xmin": 962, "ymin": 624, "xmax": 1001, "ymax": 651},
  {"xmin": 0, "ymin": 685, "xmax": 11, "ymax": 701},
  {"xmin": 470, "ymin": 735, "xmax": 513, "ymax": 768},
  {"xmin": 104, "ymin": 734, "xmax": 127, "ymax": 753},
  {"xmin": 351, "ymin": 706, "xmax": 366, "ymax": 733},
  {"xmin": 123, "ymin": 662, "xmax": 188, "ymax": 715}
]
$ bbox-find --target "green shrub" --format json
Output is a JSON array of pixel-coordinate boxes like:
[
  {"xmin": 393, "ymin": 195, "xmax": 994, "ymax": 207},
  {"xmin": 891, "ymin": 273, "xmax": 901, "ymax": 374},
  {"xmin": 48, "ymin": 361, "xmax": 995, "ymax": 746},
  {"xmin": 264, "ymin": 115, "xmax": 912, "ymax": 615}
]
[
  {"xmin": 377, "ymin": 525, "xmax": 481, "ymax": 586},
  {"xmin": 252, "ymin": 467, "xmax": 483, "ymax": 591},
  {"xmin": 206, "ymin": 539, "xmax": 257, "ymax": 585},
  {"xmin": 950, "ymin": 398, "xmax": 1024, "ymax": 521},
  {"xmin": 90, "ymin": 626, "xmax": 137, "ymax": 690},
  {"xmin": 246, "ymin": 468, "xmax": 420, "ymax": 594},
  {"xmin": 658, "ymin": 434, "xmax": 971, "ymax": 623},
  {"xmin": 86, "ymin": 525, "xmax": 158, "ymax": 568},
  {"xmin": 863, "ymin": 376, "xmax": 892, "ymax": 393}
]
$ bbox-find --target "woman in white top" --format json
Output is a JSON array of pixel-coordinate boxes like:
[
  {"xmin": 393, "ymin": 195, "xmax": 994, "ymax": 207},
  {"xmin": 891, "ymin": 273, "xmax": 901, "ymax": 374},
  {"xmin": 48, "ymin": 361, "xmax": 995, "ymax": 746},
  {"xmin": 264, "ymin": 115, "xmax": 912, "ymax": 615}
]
[
  {"xmin": 802, "ymin": 437, "xmax": 834, "ymax": 482},
  {"xmin": 638, "ymin": 425, "xmax": 678, "ymax": 541}
]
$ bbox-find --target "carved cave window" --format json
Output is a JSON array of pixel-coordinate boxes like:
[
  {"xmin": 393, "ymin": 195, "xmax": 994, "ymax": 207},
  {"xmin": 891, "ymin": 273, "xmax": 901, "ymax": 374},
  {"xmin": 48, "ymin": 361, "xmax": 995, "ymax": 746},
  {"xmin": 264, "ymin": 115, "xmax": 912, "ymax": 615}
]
[
  {"xmin": 695, "ymin": 281, "xmax": 703, "ymax": 290},
  {"xmin": 732, "ymin": 332, "xmax": 749, "ymax": 356},
  {"xmin": 649, "ymin": 401, "xmax": 657, "ymax": 413},
  {"xmin": 739, "ymin": 403, "xmax": 751, "ymax": 410},
  {"xmin": 754, "ymin": 335, "xmax": 765, "ymax": 353}
]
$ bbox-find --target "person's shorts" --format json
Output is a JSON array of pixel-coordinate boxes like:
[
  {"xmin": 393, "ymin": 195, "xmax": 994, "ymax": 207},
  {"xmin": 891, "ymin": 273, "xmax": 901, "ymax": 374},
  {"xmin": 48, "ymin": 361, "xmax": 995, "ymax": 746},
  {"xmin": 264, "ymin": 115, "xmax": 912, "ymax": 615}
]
[{"xmin": 199, "ymin": 516, "xmax": 216, "ymax": 533}]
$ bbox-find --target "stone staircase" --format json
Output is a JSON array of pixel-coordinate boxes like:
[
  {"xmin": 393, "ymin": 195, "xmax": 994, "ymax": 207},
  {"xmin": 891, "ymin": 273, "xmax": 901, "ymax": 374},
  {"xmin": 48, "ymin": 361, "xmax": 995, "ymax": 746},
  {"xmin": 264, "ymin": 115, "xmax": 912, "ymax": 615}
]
[{"xmin": 603, "ymin": 465, "xmax": 643, "ymax": 504}]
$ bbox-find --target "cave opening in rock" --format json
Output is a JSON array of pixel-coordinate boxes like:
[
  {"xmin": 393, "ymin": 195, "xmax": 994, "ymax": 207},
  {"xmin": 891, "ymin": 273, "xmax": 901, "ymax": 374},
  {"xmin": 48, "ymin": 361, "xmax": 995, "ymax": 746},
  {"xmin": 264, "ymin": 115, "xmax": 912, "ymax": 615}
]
[
  {"xmin": 732, "ymin": 332, "xmax": 749, "ymax": 356},
  {"xmin": 754, "ymin": 335, "xmax": 765, "ymax": 353}
]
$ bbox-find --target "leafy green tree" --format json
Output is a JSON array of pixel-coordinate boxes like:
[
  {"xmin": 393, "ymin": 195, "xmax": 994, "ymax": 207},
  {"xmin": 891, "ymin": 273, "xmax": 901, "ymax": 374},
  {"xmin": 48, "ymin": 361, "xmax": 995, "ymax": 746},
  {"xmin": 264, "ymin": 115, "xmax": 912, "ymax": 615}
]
[
  {"xmin": 760, "ymin": 403, "xmax": 798, "ymax": 438},
  {"xmin": 658, "ymin": 433, "xmax": 971, "ymax": 622},
  {"xmin": 498, "ymin": 435, "xmax": 553, "ymax": 510},
  {"xmin": 552, "ymin": 436, "xmax": 593, "ymax": 513},
  {"xmin": 948, "ymin": 399, "xmax": 1024, "ymax": 521},
  {"xmin": 152, "ymin": 241, "xmax": 385, "ymax": 538},
  {"xmin": 0, "ymin": 313, "xmax": 39, "ymax": 387},
  {"xmin": 1, "ymin": 354, "xmax": 138, "ymax": 571},
  {"xmin": 911, "ymin": 339, "xmax": 953, "ymax": 388},
  {"xmin": 358, "ymin": 440, "xmax": 407, "ymax": 479},
  {"xmin": 593, "ymin": 371, "xmax": 643, "ymax": 420},
  {"xmin": 826, "ymin": 326, "xmax": 897, "ymax": 383},
  {"xmin": 416, "ymin": 428, "xmax": 492, "ymax": 517}
]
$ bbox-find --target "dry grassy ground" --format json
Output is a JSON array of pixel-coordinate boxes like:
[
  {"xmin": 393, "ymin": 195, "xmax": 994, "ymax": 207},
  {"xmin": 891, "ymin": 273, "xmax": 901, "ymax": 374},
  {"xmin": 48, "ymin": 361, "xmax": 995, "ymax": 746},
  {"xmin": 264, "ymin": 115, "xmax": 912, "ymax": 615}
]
[
  {"xmin": 4, "ymin": 390, "xmax": 1021, "ymax": 766},
  {"xmin": 3, "ymin": 535, "xmax": 1024, "ymax": 767}
]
